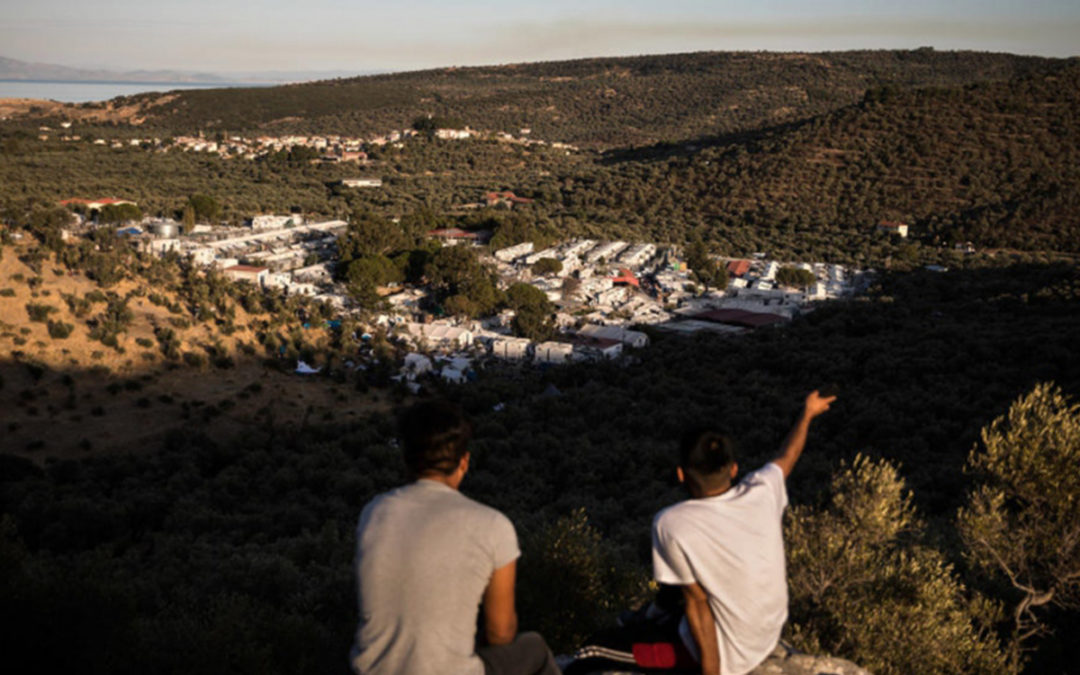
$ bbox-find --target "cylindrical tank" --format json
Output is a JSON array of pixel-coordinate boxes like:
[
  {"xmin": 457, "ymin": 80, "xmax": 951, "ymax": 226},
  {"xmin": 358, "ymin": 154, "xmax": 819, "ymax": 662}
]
[{"xmin": 150, "ymin": 222, "xmax": 179, "ymax": 238}]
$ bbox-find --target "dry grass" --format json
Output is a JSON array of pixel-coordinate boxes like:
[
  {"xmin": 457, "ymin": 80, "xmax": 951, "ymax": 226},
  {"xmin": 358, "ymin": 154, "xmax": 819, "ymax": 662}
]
[{"xmin": 0, "ymin": 241, "xmax": 390, "ymax": 462}]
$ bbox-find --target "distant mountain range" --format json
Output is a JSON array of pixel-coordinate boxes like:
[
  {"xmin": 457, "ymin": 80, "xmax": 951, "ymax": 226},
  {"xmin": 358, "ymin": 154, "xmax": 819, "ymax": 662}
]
[{"xmin": 0, "ymin": 55, "xmax": 370, "ymax": 84}]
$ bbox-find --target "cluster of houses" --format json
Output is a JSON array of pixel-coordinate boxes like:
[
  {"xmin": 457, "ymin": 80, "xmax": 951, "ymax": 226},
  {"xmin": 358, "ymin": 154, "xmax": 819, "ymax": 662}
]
[
  {"xmin": 56, "ymin": 187, "xmax": 869, "ymax": 386},
  {"xmin": 127, "ymin": 215, "xmax": 350, "ymax": 306},
  {"xmin": 41, "ymin": 121, "xmax": 576, "ymax": 161},
  {"xmin": 114, "ymin": 206, "xmax": 870, "ymax": 381},
  {"xmin": 363, "ymin": 236, "xmax": 870, "ymax": 386}
]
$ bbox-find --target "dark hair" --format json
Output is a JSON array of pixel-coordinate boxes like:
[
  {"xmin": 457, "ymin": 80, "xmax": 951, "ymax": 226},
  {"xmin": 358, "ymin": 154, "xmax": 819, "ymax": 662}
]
[
  {"xmin": 398, "ymin": 399, "xmax": 473, "ymax": 476},
  {"xmin": 679, "ymin": 429, "xmax": 737, "ymax": 490}
]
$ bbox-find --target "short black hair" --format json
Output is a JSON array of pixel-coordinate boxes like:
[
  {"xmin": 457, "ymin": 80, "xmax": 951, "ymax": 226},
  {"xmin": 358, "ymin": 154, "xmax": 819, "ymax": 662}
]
[
  {"xmin": 398, "ymin": 399, "xmax": 473, "ymax": 477},
  {"xmin": 679, "ymin": 429, "xmax": 737, "ymax": 491}
]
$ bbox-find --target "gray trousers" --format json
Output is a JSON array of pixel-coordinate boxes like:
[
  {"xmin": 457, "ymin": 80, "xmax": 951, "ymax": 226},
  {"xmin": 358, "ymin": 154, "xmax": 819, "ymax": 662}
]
[{"xmin": 478, "ymin": 632, "xmax": 562, "ymax": 675}]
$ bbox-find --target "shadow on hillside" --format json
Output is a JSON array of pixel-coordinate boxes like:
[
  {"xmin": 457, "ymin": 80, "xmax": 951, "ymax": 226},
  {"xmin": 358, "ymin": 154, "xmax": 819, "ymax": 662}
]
[
  {"xmin": 0, "ymin": 354, "xmax": 391, "ymax": 462},
  {"xmin": 597, "ymin": 113, "xmax": 825, "ymax": 165}
]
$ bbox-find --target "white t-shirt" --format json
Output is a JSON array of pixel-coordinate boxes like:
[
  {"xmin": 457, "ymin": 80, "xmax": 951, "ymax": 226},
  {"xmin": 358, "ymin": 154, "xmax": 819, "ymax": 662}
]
[{"xmin": 651, "ymin": 462, "xmax": 789, "ymax": 675}]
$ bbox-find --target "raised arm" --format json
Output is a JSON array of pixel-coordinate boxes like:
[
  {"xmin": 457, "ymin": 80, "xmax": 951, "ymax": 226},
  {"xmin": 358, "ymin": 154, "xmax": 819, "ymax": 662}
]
[
  {"xmin": 482, "ymin": 560, "xmax": 519, "ymax": 646},
  {"xmin": 772, "ymin": 390, "xmax": 836, "ymax": 478},
  {"xmin": 682, "ymin": 582, "xmax": 720, "ymax": 675}
]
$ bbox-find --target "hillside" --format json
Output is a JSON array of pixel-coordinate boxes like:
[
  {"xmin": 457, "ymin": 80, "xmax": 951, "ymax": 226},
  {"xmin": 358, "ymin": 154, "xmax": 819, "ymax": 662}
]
[
  {"xmin": 0, "ymin": 240, "xmax": 385, "ymax": 459},
  {"xmin": 576, "ymin": 62, "xmax": 1080, "ymax": 253},
  {"xmin": 24, "ymin": 49, "xmax": 1068, "ymax": 148}
]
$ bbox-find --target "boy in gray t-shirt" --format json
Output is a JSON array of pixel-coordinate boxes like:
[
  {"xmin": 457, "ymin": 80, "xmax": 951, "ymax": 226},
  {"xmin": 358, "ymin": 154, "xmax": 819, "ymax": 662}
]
[{"xmin": 350, "ymin": 400, "xmax": 560, "ymax": 675}]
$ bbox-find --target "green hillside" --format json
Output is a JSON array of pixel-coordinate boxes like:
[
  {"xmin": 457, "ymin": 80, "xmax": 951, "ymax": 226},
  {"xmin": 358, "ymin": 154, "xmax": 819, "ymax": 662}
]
[
  {"xmin": 127, "ymin": 49, "xmax": 1064, "ymax": 147},
  {"xmin": 574, "ymin": 62, "xmax": 1080, "ymax": 253}
]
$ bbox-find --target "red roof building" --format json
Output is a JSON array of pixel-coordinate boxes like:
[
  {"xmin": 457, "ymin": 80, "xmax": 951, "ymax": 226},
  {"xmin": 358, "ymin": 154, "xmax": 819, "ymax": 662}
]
[
  {"xmin": 726, "ymin": 259, "xmax": 752, "ymax": 277},
  {"xmin": 611, "ymin": 268, "xmax": 640, "ymax": 287},
  {"xmin": 692, "ymin": 308, "xmax": 789, "ymax": 328}
]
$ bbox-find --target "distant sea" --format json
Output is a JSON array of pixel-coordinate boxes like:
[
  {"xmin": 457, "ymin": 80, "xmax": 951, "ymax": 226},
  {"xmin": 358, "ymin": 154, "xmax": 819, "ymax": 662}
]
[{"xmin": 0, "ymin": 80, "xmax": 272, "ymax": 103}]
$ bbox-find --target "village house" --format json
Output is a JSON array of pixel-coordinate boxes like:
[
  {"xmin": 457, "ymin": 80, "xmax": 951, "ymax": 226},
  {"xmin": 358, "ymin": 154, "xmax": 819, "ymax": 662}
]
[
  {"xmin": 341, "ymin": 178, "xmax": 382, "ymax": 188},
  {"xmin": 878, "ymin": 221, "xmax": 909, "ymax": 238}
]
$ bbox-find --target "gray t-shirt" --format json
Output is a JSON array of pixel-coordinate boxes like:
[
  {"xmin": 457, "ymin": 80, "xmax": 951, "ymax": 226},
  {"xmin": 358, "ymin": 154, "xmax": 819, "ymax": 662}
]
[{"xmin": 351, "ymin": 479, "xmax": 520, "ymax": 675}]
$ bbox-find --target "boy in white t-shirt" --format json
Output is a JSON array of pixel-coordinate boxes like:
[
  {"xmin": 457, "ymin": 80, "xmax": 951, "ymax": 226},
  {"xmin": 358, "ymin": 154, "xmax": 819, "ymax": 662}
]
[{"xmin": 651, "ymin": 390, "xmax": 836, "ymax": 675}]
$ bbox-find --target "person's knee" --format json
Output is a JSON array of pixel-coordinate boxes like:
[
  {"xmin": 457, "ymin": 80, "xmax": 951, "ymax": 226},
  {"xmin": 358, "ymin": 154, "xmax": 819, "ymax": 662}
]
[{"xmin": 517, "ymin": 632, "xmax": 556, "ymax": 666}]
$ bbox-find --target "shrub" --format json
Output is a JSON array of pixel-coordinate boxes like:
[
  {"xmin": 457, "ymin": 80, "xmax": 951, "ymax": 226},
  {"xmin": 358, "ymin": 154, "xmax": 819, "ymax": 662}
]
[
  {"xmin": 958, "ymin": 383, "xmax": 1080, "ymax": 646},
  {"xmin": 135, "ymin": 337, "xmax": 154, "ymax": 348},
  {"xmin": 532, "ymin": 257, "xmax": 563, "ymax": 276},
  {"xmin": 25, "ymin": 303, "xmax": 56, "ymax": 322},
  {"xmin": 518, "ymin": 509, "xmax": 649, "ymax": 653},
  {"xmin": 0, "ymin": 288, "xmax": 14, "ymax": 297},
  {"xmin": 182, "ymin": 352, "xmax": 207, "ymax": 368},
  {"xmin": 63, "ymin": 293, "xmax": 92, "ymax": 317},
  {"xmin": 46, "ymin": 321, "xmax": 74, "ymax": 339},
  {"xmin": 786, "ymin": 455, "xmax": 1013, "ymax": 674}
]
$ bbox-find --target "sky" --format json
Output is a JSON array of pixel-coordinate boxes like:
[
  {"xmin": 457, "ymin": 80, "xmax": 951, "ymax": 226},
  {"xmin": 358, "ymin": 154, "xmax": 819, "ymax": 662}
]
[{"xmin": 2, "ymin": 0, "xmax": 1078, "ymax": 76}]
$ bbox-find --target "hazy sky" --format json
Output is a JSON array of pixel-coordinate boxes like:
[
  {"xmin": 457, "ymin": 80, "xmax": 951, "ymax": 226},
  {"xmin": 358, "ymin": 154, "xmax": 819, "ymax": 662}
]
[{"xmin": 3, "ymin": 0, "xmax": 1078, "ymax": 75}]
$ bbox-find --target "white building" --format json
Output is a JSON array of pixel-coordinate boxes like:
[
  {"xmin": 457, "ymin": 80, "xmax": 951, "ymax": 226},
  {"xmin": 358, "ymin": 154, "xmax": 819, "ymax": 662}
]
[
  {"xmin": 524, "ymin": 247, "xmax": 561, "ymax": 265},
  {"xmin": 586, "ymin": 241, "xmax": 629, "ymax": 263},
  {"xmin": 403, "ymin": 323, "xmax": 475, "ymax": 351},
  {"xmin": 535, "ymin": 341, "xmax": 574, "ymax": 364},
  {"xmin": 146, "ymin": 238, "xmax": 181, "ymax": 256},
  {"xmin": 491, "ymin": 336, "xmax": 531, "ymax": 360},
  {"xmin": 189, "ymin": 247, "xmax": 216, "ymax": 266},
  {"xmin": 342, "ymin": 178, "xmax": 382, "ymax": 188},
  {"xmin": 618, "ymin": 243, "xmax": 657, "ymax": 268},
  {"xmin": 579, "ymin": 323, "xmax": 650, "ymax": 349},
  {"xmin": 222, "ymin": 264, "xmax": 269, "ymax": 286},
  {"xmin": 563, "ymin": 239, "xmax": 596, "ymax": 258},
  {"xmin": 494, "ymin": 242, "xmax": 534, "ymax": 262},
  {"xmin": 435, "ymin": 128, "xmax": 472, "ymax": 140},
  {"xmin": 251, "ymin": 215, "xmax": 299, "ymax": 230}
]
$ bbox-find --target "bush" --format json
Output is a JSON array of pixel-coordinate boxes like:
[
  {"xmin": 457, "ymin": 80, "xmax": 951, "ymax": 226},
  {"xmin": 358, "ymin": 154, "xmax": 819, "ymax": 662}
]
[
  {"xmin": 532, "ymin": 257, "xmax": 563, "ymax": 276},
  {"xmin": 958, "ymin": 383, "xmax": 1080, "ymax": 646},
  {"xmin": 63, "ymin": 293, "xmax": 92, "ymax": 317},
  {"xmin": 776, "ymin": 266, "xmax": 818, "ymax": 289},
  {"xmin": 518, "ymin": 509, "xmax": 649, "ymax": 653},
  {"xmin": 182, "ymin": 352, "xmax": 207, "ymax": 368},
  {"xmin": 0, "ymin": 288, "xmax": 14, "ymax": 297},
  {"xmin": 786, "ymin": 455, "xmax": 1012, "ymax": 674},
  {"xmin": 135, "ymin": 337, "xmax": 154, "ymax": 348},
  {"xmin": 25, "ymin": 303, "xmax": 56, "ymax": 322},
  {"xmin": 46, "ymin": 320, "xmax": 74, "ymax": 339}
]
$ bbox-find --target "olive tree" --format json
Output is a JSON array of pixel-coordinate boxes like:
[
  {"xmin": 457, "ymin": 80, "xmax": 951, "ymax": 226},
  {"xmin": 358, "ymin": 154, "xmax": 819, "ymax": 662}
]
[
  {"xmin": 958, "ymin": 383, "xmax": 1080, "ymax": 644},
  {"xmin": 787, "ymin": 455, "xmax": 1013, "ymax": 674}
]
